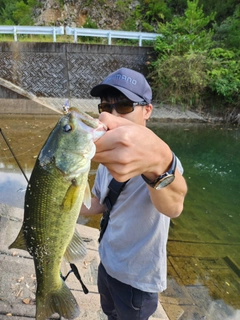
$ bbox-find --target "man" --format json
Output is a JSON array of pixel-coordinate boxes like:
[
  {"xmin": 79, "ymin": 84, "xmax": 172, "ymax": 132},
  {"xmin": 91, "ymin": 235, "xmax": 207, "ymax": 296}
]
[{"xmin": 80, "ymin": 67, "xmax": 187, "ymax": 320}]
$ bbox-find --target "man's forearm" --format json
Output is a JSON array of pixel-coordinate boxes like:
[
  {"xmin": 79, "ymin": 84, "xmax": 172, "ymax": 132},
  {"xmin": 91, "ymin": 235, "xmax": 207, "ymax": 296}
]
[{"xmin": 80, "ymin": 197, "xmax": 106, "ymax": 216}]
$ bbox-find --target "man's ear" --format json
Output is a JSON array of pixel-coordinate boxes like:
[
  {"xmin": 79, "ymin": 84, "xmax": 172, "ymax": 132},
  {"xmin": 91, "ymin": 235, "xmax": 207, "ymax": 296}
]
[{"xmin": 144, "ymin": 104, "xmax": 153, "ymax": 120}]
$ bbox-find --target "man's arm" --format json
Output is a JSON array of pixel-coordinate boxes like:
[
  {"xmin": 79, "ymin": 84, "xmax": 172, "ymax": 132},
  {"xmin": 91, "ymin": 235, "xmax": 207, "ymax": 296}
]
[
  {"xmin": 144, "ymin": 168, "xmax": 187, "ymax": 218},
  {"xmin": 93, "ymin": 113, "xmax": 187, "ymax": 218},
  {"xmin": 80, "ymin": 196, "xmax": 105, "ymax": 216},
  {"xmin": 140, "ymin": 145, "xmax": 187, "ymax": 218}
]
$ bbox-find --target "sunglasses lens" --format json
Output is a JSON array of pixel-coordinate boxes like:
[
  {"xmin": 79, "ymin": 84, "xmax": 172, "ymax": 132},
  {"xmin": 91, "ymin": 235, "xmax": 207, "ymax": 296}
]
[
  {"xmin": 115, "ymin": 101, "xmax": 134, "ymax": 114},
  {"xmin": 115, "ymin": 106, "xmax": 133, "ymax": 114},
  {"xmin": 98, "ymin": 101, "xmax": 135, "ymax": 114},
  {"xmin": 98, "ymin": 103, "xmax": 113, "ymax": 113}
]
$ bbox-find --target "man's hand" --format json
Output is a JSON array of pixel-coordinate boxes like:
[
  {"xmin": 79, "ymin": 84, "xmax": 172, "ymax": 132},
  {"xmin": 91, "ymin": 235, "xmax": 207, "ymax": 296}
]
[
  {"xmin": 93, "ymin": 112, "xmax": 187, "ymax": 218},
  {"xmin": 93, "ymin": 113, "xmax": 172, "ymax": 182}
]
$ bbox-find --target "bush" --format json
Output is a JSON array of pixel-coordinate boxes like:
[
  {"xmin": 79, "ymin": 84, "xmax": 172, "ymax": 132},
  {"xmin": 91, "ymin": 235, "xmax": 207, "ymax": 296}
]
[
  {"xmin": 151, "ymin": 52, "xmax": 208, "ymax": 107},
  {"xmin": 206, "ymin": 48, "xmax": 240, "ymax": 106},
  {"xmin": 150, "ymin": 0, "xmax": 215, "ymax": 107}
]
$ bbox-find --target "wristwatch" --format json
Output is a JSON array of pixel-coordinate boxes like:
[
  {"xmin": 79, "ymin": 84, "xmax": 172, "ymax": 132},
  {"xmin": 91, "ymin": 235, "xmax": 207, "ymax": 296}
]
[{"xmin": 141, "ymin": 152, "xmax": 177, "ymax": 190}]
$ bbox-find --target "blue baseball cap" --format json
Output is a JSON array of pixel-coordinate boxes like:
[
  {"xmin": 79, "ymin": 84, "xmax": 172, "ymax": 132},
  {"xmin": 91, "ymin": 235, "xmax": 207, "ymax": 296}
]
[{"xmin": 90, "ymin": 67, "xmax": 152, "ymax": 104}]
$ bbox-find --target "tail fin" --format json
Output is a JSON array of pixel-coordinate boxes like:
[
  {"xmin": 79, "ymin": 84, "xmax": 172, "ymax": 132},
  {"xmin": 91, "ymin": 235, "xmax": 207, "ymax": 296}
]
[{"xmin": 36, "ymin": 280, "xmax": 80, "ymax": 320}]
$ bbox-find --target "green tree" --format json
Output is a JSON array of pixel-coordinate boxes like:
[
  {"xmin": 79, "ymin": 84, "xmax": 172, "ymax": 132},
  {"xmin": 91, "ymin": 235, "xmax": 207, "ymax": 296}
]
[
  {"xmin": 151, "ymin": 0, "xmax": 215, "ymax": 107},
  {"xmin": 13, "ymin": 0, "xmax": 35, "ymax": 25},
  {"xmin": 0, "ymin": 0, "xmax": 36, "ymax": 25},
  {"xmin": 154, "ymin": 0, "xmax": 215, "ymax": 56},
  {"xmin": 213, "ymin": 5, "xmax": 240, "ymax": 50},
  {"xmin": 0, "ymin": 0, "xmax": 18, "ymax": 24},
  {"xmin": 165, "ymin": 0, "xmax": 239, "ymax": 25},
  {"xmin": 198, "ymin": 0, "xmax": 239, "ymax": 24}
]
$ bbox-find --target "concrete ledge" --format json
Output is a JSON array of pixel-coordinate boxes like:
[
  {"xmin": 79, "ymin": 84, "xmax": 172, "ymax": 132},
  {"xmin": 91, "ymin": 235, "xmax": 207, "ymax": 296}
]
[
  {"xmin": 0, "ymin": 96, "xmax": 206, "ymax": 123},
  {"xmin": 0, "ymin": 203, "xmax": 170, "ymax": 320}
]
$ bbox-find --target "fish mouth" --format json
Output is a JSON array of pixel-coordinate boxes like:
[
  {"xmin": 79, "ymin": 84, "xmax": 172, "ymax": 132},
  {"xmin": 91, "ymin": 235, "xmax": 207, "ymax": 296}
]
[{"xmin": 69, "ymin": 107, "xmax": 107, "ymax": 141}]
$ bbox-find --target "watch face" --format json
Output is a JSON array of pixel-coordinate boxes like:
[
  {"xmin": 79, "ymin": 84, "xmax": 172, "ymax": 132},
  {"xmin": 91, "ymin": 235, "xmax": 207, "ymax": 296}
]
[{"xmin": 155, "ymin": 175, "xmax": 175, "ymax": 190}]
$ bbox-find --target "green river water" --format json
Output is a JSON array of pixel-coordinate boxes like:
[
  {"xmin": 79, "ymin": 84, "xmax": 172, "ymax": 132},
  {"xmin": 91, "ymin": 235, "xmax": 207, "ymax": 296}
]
[{"xmin": 0, "ymin": 115, "xmax": 239, "ymax": 319}]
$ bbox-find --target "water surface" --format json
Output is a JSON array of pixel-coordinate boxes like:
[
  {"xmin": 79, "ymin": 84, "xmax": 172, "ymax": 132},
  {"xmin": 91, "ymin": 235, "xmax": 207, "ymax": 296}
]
[{"xmin": 0, "ymin": 115, "xmax": 239, "ymax": 320}]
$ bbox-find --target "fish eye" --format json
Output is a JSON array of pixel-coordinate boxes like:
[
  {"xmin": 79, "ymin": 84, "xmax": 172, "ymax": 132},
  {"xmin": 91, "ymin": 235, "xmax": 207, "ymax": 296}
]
[{"xmin": 63, "ymin": 124, "xmax": 72, "ymax": 132}]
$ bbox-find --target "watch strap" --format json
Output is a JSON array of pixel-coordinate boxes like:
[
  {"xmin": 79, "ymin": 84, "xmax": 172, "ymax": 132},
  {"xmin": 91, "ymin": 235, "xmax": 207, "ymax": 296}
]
[{"xmin": 141, "ymin": 152, "xmax": 177, "ymax": 188}]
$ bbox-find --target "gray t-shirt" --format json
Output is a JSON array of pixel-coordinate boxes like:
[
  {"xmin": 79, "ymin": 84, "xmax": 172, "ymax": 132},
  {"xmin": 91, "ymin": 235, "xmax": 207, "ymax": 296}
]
[{"xmin": 92, "ymin": 159, "xmax": 183, "ymax": 293}]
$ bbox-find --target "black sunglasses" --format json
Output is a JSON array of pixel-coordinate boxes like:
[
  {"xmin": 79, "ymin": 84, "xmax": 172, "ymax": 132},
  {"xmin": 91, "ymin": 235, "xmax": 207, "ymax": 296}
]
[{"xmin": 98, "ymin": 100, "xmax": 148, "ymax": 114}]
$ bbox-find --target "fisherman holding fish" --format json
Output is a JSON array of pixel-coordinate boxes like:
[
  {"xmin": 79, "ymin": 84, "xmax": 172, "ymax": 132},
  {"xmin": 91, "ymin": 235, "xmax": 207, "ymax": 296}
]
[{"xmin": 80, "ymin": 67, "xmax": 188, "ymax": 320}]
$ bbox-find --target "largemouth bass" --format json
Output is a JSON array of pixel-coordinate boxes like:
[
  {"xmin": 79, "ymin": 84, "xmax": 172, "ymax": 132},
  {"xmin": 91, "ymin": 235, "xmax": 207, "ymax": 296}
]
[{"xmin": 9, "ymin": 108, "xmax": 106, "ymax": 320}]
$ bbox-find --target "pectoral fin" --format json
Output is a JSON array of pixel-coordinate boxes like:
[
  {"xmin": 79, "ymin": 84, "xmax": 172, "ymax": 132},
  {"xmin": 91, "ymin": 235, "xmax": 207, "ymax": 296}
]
[
  {"xmin": 83, "ymin": 182, "xmax": 91, "ymax": 209},
  {"xmin": 9, "ymin": 227, "xmax": 28, "ymax": 251},
  {"xmin": 64, "ymin": 228, "xmax": 87, "ymax": 263},
  {"xmin": 62, "ymin": 183, "xmax": 80, "ymax": 211}
]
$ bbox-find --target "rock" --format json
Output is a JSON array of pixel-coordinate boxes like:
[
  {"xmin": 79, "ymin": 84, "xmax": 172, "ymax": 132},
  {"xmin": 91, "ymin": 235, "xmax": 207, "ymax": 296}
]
[{"xmin": 33, "ymin": 0, "xmax": 127, "ymax": 30}]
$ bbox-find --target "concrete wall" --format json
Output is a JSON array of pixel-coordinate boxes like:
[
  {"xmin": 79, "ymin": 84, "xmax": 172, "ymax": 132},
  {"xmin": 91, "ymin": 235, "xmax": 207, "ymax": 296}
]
[{"xmin": 0, "ymin": 42, "xmax": 155, "ymax": 113}]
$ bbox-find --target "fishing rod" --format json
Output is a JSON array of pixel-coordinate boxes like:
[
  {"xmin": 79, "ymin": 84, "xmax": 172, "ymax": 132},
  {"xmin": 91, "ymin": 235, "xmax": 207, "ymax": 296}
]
[
  {"xmin": 0, "ymin": 128, "xmax": 29, "ymax": 183},
  {"xmin": 0, "ymin": 100, "xmax": 69, "ymax": 182}
]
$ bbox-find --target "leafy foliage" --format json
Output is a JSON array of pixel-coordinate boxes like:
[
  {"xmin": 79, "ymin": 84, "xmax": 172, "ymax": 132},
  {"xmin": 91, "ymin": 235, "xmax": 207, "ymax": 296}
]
[
  {"xmin": 150, "ymin": 0, "xmax": 240, "ymax": 111},
  {"xmin": 198, "ymin": 0, "xmax": 239, "ymax": 25},
  {"xmin": 151, "ymin": 52, "xmax": 208, "ymax": 106},
  {"xmin": 206, "ymin": 48, "xmax": 240, "ymax": 105},
  {"xmin": 165, "ymin": 0, "xmax": 239, "ymax": 25},
  {"xmin": 79, "ymin": 17, "xmax": 100, "ymax": 43},
  {"xmin": 117, "ymin": 0, "xmax": 172, "ymax": 32},
  {"xmin": 0, "ymin": 0, "xmax": 36, "ymax": 25},
  {"xmin": 154, "ymin": 0, "xmax": 215, "ymax": 55},
  {"xmin": 151, "ymin": 0, "xmax": 215, "ymax": 107},
  {"xmin": 213, "ymin": 5, "xmax": 240, "ymax": 50}
]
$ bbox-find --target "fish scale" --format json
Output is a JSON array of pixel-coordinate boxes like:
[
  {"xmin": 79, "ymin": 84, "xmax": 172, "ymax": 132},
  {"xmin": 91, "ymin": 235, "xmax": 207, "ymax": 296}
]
[{"xmin": 9, "ymin": 108, "xmax": 106, "ymax": 319}]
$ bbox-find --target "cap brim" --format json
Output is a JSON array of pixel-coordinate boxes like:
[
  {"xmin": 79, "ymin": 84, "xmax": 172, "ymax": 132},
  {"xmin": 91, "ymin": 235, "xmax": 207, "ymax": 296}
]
[{"xmin": 90, "ymin": 84, "xmax": 144, "ymax": 102}]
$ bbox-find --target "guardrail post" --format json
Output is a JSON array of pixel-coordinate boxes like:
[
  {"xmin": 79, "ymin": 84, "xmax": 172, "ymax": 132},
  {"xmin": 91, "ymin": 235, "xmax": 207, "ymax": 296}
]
[
  {"xmin": 53, "ymin": 28, "xmax": 56, "ymax": 42},
  {"xmin": 108, "ymin": 32, "xmax": 111, "ymax": 45},
  {"xmin": 13, "ymin": 27, "xmax": 17, "ymax": 42},
  {"xmin": 139, "ymin": 34, "xmax": 142, "ymax": 47},
  {"xmin": 74, "ymin": 29, "xmax": 77, "ymax": 43}
]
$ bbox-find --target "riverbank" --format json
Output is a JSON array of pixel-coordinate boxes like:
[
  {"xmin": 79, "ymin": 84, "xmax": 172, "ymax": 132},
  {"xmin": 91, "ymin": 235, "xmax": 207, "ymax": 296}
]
[{"xmin": 0, "ymin": 97, "xmax": 220, "ymax": 123}]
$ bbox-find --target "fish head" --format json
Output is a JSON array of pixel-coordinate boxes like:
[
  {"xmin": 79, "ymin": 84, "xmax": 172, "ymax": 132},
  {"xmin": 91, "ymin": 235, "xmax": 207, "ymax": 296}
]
[{"xmin": 39, "ymin": 108, "xmax": 106, "ymax": 178}]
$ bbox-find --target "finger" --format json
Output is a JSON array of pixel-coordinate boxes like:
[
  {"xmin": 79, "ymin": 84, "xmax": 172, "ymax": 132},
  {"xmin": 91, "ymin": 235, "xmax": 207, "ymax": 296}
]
[
  {"xmin": 99, "ymin": 112, "xmax": 133, "ymax": 130},
  {"xmin": 94, "ymin": 130, "xmax": 117, "ymax": 153}
]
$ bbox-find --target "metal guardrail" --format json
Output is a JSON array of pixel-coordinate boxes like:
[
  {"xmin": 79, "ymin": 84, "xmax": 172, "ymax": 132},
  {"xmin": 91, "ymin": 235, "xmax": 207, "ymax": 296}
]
[
  {"xmin": 0, "ymin": 25, "xmax": 160, "ymax": 45},
  {"xmin": 0, "ymin": 26, "xmax": 64, "ymax": 42},
  {"xmin": 65, "ymin": 26, "xmax": 160, "ymax": 46}
]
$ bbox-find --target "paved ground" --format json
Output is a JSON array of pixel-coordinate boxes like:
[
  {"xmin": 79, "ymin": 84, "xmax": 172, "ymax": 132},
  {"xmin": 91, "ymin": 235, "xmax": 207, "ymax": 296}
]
[{"xmin": 0, "ymin": 203, "xmax": 172, "ymax": 320}]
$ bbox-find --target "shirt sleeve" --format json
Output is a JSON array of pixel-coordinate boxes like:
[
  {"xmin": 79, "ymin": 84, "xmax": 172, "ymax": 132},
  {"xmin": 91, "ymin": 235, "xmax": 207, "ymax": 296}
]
[{"xmin": 176, "ymin": 156, "xmax": 184, "ymax": 175}]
